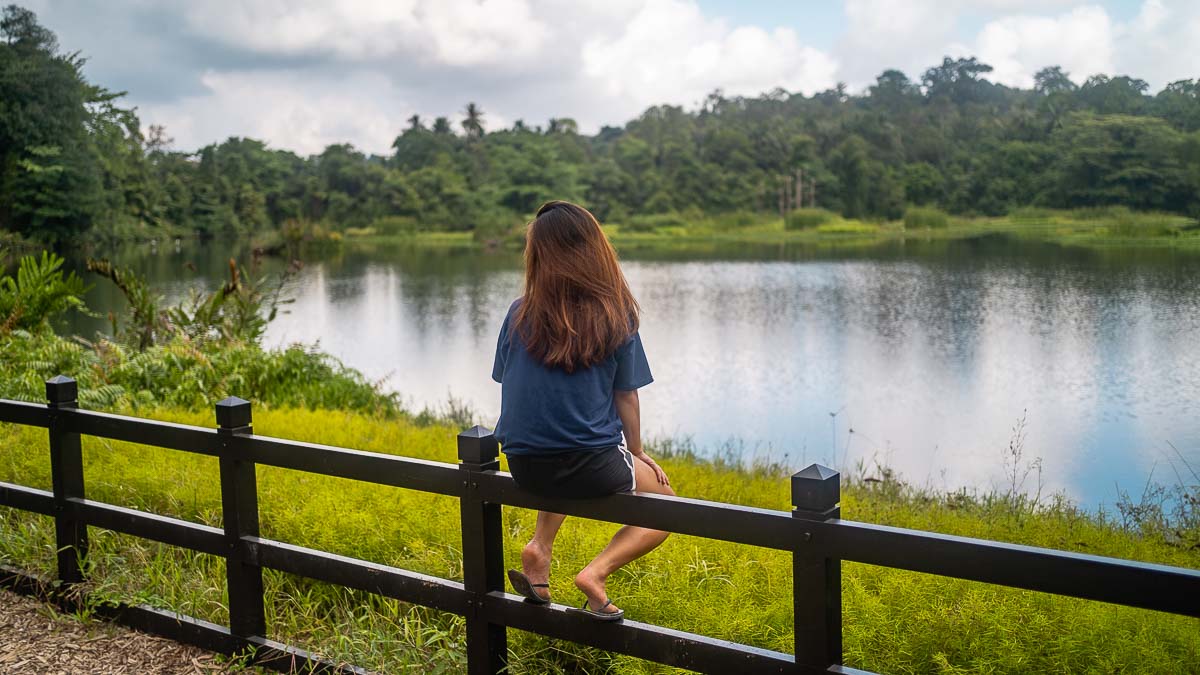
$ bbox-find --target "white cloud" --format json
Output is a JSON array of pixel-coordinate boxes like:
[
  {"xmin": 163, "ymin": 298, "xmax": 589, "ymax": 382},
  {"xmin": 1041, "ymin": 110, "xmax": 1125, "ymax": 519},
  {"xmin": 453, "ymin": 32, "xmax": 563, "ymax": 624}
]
[
  {"xmin": 33, "ymin": 0, "xmax": 1200, "ymax": 155},
  {"xmin": 138, "ymin": 69, "xmax": 410, "ymax": 156},
  {"xmin": 837, "ymin": 0, "xmax": 1197, "ymax": 91},
  {"xmin": 972, "ymin": 6, "xmax": 1115, "ymax": 87},
  {"xmin": 1130, "ymin": 0, "xmax": 1168, "ymax": 34},
  {"xmin": 136, "ymin": 0, "xmax": 839, "ymax": 152},
  {"xmin": 838, "ymin": 0, "xmax": 961, "ymax": 86},
  {"xmin": 582, "ymin": 0, "xmax": 838, "ymax": 107},
  {"xmin": 1120, "ymin": 0, "xmax": 1200, "ymax": 86},
  {"xmin": 965, "ymin": 0, "xmax": 1077, "ymax": 8},
  {"xmin": 181, "ymin": 0, "xmax": 549, "ymax": 68},
  {"xmin": 956, "ymin": 0, "xmax": 1200, "ymax": 90}
]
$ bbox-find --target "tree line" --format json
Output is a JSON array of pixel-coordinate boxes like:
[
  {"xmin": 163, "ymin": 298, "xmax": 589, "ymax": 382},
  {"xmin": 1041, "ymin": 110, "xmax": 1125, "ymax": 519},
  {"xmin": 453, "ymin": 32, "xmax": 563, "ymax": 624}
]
[{"xmin": 2, "ymin": 4, "xmax": 1199, "ymax": 245}]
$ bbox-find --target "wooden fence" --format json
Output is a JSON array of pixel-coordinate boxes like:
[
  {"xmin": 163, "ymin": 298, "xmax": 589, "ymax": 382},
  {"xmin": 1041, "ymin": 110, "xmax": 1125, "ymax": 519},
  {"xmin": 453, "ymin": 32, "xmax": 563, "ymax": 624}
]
[{"xmin": 0, "ymin": 375, "xmax": 1197, "ymax": 674}]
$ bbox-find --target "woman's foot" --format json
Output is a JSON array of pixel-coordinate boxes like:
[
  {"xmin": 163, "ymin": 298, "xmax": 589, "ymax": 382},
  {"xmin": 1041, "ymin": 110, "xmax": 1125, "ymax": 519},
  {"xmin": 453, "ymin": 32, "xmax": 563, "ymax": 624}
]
[
  {"xmin": 521, "ymin": 541, "xmax": 552, "ymax": 602},
  {"xmin": 574, "ymin": 566, "xmax": 621, "ymax": 615}
]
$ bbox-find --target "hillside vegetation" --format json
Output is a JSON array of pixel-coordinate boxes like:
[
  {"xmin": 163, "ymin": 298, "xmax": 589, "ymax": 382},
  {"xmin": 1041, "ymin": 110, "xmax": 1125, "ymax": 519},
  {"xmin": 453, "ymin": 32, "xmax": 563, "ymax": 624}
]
[{"xmin": 2, "ymin": 5, "xmax": 1199, "ymax": 249}]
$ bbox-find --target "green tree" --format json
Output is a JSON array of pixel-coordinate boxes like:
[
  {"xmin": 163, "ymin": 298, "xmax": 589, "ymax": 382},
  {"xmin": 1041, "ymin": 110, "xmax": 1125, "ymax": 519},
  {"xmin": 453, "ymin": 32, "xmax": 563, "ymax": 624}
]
[
  {"xmin": 922, "ymin": 57, "xmax": 996, "ymax": 104},
  {"xmin": 462, "ymin": 103, "xmax": 485, "ymax": 139},
  {"xmin": 1077, "ymin": 75, "xmax": 1150, "ymax": 115},
  {"xmin": 1047, "ymin": 113, "xmax": 1192, "ymax": 211},
  {"xmin": 4, "ymin": 9, "xmax": 1200, "ymax": 243},
  {"xmin": 1154, "ymin": 80, "xmax": 1200, "ymax": 132},
  {"xmin": 0, "ymin": 5, "xmax": 103, "ymax": 240}
]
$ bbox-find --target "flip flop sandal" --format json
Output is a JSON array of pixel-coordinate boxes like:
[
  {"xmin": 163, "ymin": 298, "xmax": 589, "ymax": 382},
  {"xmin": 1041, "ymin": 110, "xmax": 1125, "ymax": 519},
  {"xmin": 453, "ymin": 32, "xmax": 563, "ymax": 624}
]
[
  {"xmin": 566, "ymin": 598, "xmax": 624, "ymax": 622},
  {"xmin": 507, "ymin": 569, "xmax": 551, "ymax": 605}
]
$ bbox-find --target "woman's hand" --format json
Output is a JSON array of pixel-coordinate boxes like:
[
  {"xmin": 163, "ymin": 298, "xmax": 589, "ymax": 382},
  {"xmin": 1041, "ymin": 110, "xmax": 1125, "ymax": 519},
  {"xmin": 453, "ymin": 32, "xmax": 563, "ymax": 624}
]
[{"xmin": 634, "ymin": 451, "xmax": 670, "ymax": 486}]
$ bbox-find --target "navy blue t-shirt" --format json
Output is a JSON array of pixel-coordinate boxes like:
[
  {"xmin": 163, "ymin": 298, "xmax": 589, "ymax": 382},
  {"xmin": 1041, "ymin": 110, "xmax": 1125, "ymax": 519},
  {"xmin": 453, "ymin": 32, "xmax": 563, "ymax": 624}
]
[{"xmin": 492, "ymin": 299, "xmax": 653, "ymax": 455}]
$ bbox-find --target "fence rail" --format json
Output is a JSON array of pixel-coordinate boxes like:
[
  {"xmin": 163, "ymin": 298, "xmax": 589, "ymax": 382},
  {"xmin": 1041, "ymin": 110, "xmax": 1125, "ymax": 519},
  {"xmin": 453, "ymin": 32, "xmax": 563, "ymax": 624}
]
[{"xmin": 0, "ymin": 376, "xmax": 1197, "ymax": 674}]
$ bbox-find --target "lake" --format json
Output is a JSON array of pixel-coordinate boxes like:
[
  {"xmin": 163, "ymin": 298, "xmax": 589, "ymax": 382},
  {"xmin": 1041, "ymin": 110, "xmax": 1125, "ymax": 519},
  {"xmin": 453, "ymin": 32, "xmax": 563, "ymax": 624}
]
[{"xmin": 62, "ymin": 237, "xmax": 1200, "ymax": 509}]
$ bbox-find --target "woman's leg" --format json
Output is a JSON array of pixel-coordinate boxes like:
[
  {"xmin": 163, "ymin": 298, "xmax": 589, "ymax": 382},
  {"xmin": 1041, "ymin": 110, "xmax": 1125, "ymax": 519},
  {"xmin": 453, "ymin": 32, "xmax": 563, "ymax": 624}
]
[
  {"xmin": 574, "ymin": 459, "xmax": 675, "ymax": 612},
  {"xmin": 522, "ymin": 511, "xmax": 566, "ymax": 601}
]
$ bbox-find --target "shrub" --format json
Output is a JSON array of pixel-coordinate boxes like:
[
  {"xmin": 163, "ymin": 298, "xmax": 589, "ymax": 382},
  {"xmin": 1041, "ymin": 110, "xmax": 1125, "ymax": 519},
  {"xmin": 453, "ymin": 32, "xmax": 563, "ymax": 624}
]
[
  {"xmin": 785, "ymin": 208, "xmax": 835, "ymax": 230},
  {"xmin": 1, "ymin": 253, "xmax": 396, "ymax": 415},
  {"xmin": 0, "ymin": 330, "xmax": 400, "ymax": 414},
  {"xmin": 816, "ymin": 221, "xmax": 880, "ymax": 235},
  {"xmin": 1108, "ymin": 212, "xmax": 1182, "ymax": 238},
  {"xmin": 88, "ymin": 257, "xmax": 297, "ymax": 350},
  {"xmin": 707, "ymin": 210, "xmax": 760, "ymax": 230},
  {"xmin": 86, "ymin": 258, "xmax": 169, "ymax": 350},
  {"xmin": 1061, "ymin": 206, "xmax": 1186, "ymax": 237},
  {"xmin": 471, "ymin": 219, "xmax": 521, "ymax": 245},
  {"xmin": 0, "ymin": 251, "xmax": 89, "ymax": 333},
  {"xmin": 618, "ymin": 220, "xmax": 654, "ymax": 234},
  {"xmin": 1066, "ymin": 205, "xmax": 1129, "ymax": 222},
  {"xmin": 623, "ymin": 212, "xmax": 689, "ymax": 233},
  {"xmin": 372, "ymin": 216, "xmax": 420, "ymax": 236},
  {"xmin": 0, "ymin": 230, "xmax": 31, "ymax": 251},
  {"xmin": 904, "ymin": 206, "xmax": 949, "ymax": 229},
  {"xmin": 280, "ymin": 219, "xmax": 343, "ymax": 252},
  {"xmin": 1007, "ymin": 206, "xmax": 1055, "ymax": 222}
]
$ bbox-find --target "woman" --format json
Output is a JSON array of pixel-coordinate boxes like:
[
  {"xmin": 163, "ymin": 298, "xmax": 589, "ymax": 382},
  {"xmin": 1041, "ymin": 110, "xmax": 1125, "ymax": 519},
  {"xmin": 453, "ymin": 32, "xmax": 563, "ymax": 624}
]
[{"xmin": 492, "ymin": 200, "xmax": 674, "ymax": 622}]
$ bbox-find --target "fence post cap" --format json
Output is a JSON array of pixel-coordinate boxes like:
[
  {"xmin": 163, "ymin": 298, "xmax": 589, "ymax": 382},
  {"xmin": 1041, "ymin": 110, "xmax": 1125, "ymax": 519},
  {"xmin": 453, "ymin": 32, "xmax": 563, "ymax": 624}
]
[
  {"xmin": 457, "ymin": 426, "xmax": 499, "ymax": 464},
  {"xmin": 215, "ymin": 396, "xmax": 252, "ymax": 429},
  {"xmin": 794, "ymin": 463, "xmax": 838, "ymax": 481},
  {"xmin": 791, "ymin": 463, "xmax": 840, "ymax": 511},
  {"xmin": 45, "ymin": 375, "xmax": 78, "ymax": 404}
]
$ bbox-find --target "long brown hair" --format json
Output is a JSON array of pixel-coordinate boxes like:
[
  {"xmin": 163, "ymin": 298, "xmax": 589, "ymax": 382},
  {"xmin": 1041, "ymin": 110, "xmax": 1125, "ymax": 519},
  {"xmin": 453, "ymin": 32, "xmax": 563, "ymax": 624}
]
[{"xmin": 513, "ymin": 201, "xmax": 639, "ymax": 373}]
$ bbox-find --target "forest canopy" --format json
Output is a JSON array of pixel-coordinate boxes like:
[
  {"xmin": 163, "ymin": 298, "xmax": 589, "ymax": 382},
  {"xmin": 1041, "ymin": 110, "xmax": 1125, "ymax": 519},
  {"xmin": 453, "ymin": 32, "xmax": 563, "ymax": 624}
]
[{"xmin": 2, "ymin": 4, "xmax": 1199, "ymax": 245}]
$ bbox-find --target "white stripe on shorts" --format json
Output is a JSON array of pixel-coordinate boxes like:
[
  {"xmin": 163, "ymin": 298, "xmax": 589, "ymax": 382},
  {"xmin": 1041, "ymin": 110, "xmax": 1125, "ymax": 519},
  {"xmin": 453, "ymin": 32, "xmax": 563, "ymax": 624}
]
[{"xmin": 619, "ymin": 442, "xmax": 636, "ymax": 492}]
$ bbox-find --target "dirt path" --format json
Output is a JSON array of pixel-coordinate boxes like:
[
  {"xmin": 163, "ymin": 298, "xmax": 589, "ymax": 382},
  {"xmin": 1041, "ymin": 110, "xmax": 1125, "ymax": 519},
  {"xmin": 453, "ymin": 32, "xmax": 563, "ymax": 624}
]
[{"xmin": 0, "ymin": 590, "xmax": 231, "ymax": 674}]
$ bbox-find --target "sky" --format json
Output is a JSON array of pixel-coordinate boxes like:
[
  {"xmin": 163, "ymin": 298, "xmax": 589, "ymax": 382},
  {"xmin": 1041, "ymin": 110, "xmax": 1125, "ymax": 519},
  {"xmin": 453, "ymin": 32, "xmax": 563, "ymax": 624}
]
[{"xmin": 23, "ymin": 0, "xmax": 1200, "ymax": 156}]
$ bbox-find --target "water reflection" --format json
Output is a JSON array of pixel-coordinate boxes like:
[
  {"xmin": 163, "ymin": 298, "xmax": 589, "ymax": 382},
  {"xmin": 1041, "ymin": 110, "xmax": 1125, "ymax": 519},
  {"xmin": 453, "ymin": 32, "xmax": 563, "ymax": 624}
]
[{"xmin": 58, "ymin": 237, "xmax": 1200, "ymax": 508}]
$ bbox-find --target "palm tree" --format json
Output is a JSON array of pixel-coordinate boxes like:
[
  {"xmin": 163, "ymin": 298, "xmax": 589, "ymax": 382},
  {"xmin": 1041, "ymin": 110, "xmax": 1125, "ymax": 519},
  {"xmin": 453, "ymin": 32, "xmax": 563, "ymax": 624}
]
[
  {"xmin": 407, "ymin": 114, "xmax": 423, "ymax": 131},
  {"xmin": 547, "ymin": 117, "xmax": 578, "ymax": 135},
  {"xmin": 462, "ymin": 102, "xmax": 485, "ymax": 138},
  {"xmin": 432, "ymin": 117, "xmax": 452, "ymax": 135}
]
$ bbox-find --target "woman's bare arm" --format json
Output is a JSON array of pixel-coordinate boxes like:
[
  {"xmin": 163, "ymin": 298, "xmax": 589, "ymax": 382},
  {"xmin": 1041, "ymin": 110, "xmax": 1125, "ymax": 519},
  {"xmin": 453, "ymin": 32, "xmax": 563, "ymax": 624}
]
[
  {"xmin": 615, "ymin": 389, "xmax": 669, "ymax": 485},
  {"xmin": 614, "ymin": 389, "xmax": 643, "ymax": 452}
]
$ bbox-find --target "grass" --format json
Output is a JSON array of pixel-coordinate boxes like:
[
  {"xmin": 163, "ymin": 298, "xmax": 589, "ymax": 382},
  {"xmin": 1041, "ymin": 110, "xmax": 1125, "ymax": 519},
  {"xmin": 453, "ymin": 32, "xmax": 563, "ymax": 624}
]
[
  {"xmin": 904, "ymin": 206, "xmax": 950, "ymax": 230},
  {"xmin": 785, "ymin": 208, "xmax": 837, "ymax": 230},
  {"xmin": 345, "ymin": 231, "xmax": 477, "ymax": 248},
  {"xmin": 1, "ymin": 406, "xmax": 1197, "ymax": 673},
  {"xmin": 1000, "ymin": 206, "xmax": 1199, "ymax": 245},
  {"xmin": 346, "ymin": 207, "xmax": 1200, "ymax": 253},
  {"xmin": 601, "ymin": 212, "xmax": 894, "ymax": 250}
]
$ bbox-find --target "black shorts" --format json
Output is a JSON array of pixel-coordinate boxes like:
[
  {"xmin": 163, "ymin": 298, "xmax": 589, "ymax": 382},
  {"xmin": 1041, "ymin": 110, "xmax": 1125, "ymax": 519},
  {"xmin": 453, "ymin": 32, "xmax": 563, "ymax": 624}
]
[{"xmin": 507, "ymin": 445, "xmax": 637, "ymax": 499}]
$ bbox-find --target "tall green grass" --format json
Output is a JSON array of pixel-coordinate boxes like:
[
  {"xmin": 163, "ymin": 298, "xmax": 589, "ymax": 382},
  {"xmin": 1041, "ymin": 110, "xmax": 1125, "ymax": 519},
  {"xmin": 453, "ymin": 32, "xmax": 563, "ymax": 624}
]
[
  {"xmin": 331, "ymin": 207, "xmax": 1200, "ymax": 251},
  {"xmin": 1, "ymin": 407, "xmax": 1196, "ymax": 673},
  {"xmin": 620, "ymin": 213, "xmax": 690, "ymax": 234},
  {"xmin": 1006, "ymin": 205, "xmax": 1195, "ymax": 240},
  {"xmin": 1069, "ymin": 206, "xmax": 1187, "ymax": 238},
  {"xmin": 784, "ymin": 208, "xmax": 836, "ymax": 230},
  {"xmin": 903, "ymin": 206, "xmax": 950, "ymax": 230}
]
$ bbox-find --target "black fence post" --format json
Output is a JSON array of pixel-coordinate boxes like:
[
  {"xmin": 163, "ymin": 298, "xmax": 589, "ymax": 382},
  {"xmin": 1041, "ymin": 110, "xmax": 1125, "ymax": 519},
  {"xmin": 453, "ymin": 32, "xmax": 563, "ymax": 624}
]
[
  {"xmin": 46, "ymin": 375, "xmax": 87, "ymax": 586},
  {"xmin": 791, "ymin": 464, "xmax": 842, "ymax": 672},
  {"xmin": 458, "ymin": 426, "xmax": 507, "ymax": 675},
  {"xmin": 216, "ymin": 396, "xmax": 266, "ymax": 640}
]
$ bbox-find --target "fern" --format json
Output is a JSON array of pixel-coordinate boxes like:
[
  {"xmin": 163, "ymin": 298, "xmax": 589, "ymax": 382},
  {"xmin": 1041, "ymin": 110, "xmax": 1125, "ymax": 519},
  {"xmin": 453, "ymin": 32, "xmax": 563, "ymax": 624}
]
[
  {"xmin": 78, "ymin": 384, "xmax": 127, "ymax": 409},
  {"xmin": 0, "ymin": 250, "xmax": 89, "ymax": 332}
]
